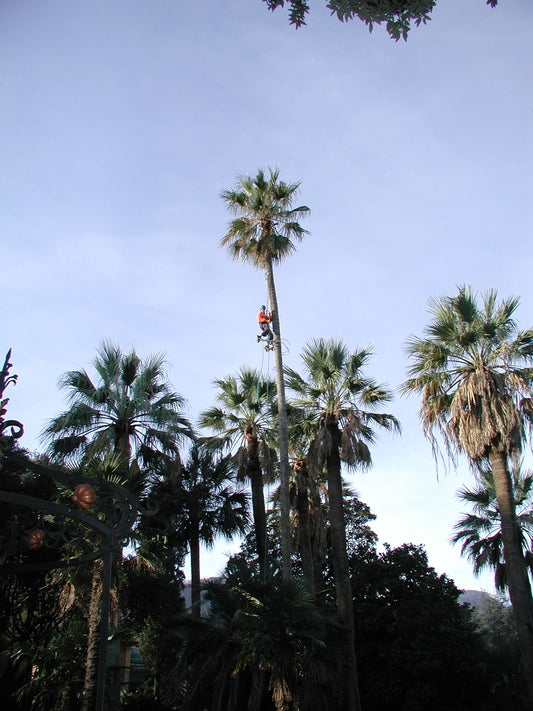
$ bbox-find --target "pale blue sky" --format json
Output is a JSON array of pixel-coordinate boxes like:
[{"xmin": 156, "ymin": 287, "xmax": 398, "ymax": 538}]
[{"xmin": 2, "ymin": 0, "xmax": 532, "ymax": 591}]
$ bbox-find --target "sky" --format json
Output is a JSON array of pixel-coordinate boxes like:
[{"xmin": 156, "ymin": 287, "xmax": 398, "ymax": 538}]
[{"xmin": 2, "ymin": 0, "xmax": 532, "ymax": 593}]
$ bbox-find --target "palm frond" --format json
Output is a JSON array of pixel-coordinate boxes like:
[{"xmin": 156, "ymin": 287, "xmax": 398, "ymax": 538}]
[
  {"xmin": 287, "ymin": 337, "xmax": 398, "ymax": 470},
  {"xmin": 219, "ymin": 167, "xmax": 309, "ymax": 270}
]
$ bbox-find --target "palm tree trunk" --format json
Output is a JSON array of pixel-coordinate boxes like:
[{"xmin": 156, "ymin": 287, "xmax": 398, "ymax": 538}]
[
  {"xmin": 81, "ymin": 561, "xmax": 102, "ymax": 711},
  {"xmin": 490, "ymin": 449, "xmax": 533, "ymax": 704},
  {"xmin": 295, "ymin": 460, "xmax": 314, "ymax": 593},
  {"xmin": 96, "ymin": 546, "xmax": 113, "ymax": 711},
  {"xmin": 113, "ymin": 428, "xmax": 131, "ymax": 471},
  {"xmin": 190, "ymin": 526, "xmax": 202, "ymax": 618},
  {"xmin": 81, "ymin": 548, "xmax": 112, "ymax": 711},
  {"xmin": 246, "ymin": 434, "xmax": 267, "ymax": 579},
  {"xmin": 264, "ymin": 259, "xmax": 292, "ymax": 580},
  {"xmin": 326, "ymin": 416, "xmax": 361, "ymax": 711},
  {"xmin": 310, "ymin": 490, "xmax": 327, "ymax": 590}
]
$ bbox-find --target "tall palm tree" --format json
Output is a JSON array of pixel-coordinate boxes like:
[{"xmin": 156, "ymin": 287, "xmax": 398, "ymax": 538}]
[
  {"xmin": 285, "ymin": 337, "xmax": 400, "ymax": 711},
  {"xmin": 42, "ymin": 341, "xmax": 194, "ymax": 471},
  {"xmin": 199, "ymin": 367, "xmax": 276, "ymax": 579},
  {"xmin": 178, "ymin": 442, "xmax": 249, "ymax": 617},
  {"xmin": 220, "ymin": 167, "xmax": 310, "ymax": 579},
  {"xmin": 42, "ymin": 342, "xmax": 194, "ymax": 710},
  {"xmin": 452, "ymin": 460, "xmax": 533, "ymax": 592},
  {"xmin": 403, "ymin": 285, "xmax": 533, "ymax": 703}
]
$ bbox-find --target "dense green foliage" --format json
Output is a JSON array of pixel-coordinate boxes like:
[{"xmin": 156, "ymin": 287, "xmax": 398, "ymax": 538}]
[
  {"xmin": 0, "ymin": 442, "xmax": 91, "ymax": 710},
  {"xmin": 262, "ymin": 0, "xmax": 499, "ymax": 40},
  {"xmin": 187, "ymin": 504, "xmax": 527, "ymax": 710},
  {"xmin": 351, "ymin": 544, "xmax": 498, "ymax": 710}
]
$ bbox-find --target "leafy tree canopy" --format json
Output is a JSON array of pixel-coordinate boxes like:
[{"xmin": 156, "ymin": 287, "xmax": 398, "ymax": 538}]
[
  {"xmin": 262, "ymin": 0, "xmax": 498, "ymax": 41},
  {"xmin": 350, "ymin": 543, "xmax": 516, "ymax": 710}
]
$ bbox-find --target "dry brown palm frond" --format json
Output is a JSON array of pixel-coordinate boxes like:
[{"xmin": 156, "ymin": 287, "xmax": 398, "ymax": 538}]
[{"xmin": 448, "ymin": 369, "xmax": 523, "ymax": 460}]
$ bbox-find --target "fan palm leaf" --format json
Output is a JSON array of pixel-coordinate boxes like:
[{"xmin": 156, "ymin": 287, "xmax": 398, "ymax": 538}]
[{"xmin": 42, "ymin": 341, "xmax": 193, "ymax": 471}]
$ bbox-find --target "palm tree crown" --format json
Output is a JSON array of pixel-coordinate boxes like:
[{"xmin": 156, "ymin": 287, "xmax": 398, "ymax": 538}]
[
  {"xmin": 402, "ymin": 286, "xmax": 533, "ymax": 463},
  {"xmin": 178, "ymin": 441, "xmax": 249, "ymax": 616},
  {"xmin": 220, "ymin": 167, "xmax": 309, "ymax": 268},
  {"xmin": 285, "ymin": 338, "xmax": 400, "ymax": 468},
  {"xmin": 42, "ymin": 341, "xmax": 193, "ymax": 469},
  {"xmin": 179, "ymin": 442, "xmax": 249, "ymax": 552},
  {"xmin": 199, "ymin": 367, "xmax": 276, "ymax": 455}
]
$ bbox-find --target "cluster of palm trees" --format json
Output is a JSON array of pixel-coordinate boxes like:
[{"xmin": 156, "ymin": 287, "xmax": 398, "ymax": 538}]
[
  {"xmin": 214, "ymin": 177, "xmax": 533, "ymax": 706},
  {"xmin": 218, "ymin": 169, "xmax": 402, "ymax": 710},
  {"xmin": 39, "ymin": 343, "xmax": 195, "ymax": 710},
  {"xmin": 28, "ymin": 168, "xmax": 402, "ymax": 710},
  {"xmin": 7, "ymin": 168, "xmax": 533, "ymax": 709},
  {"xmin": 35, "ymin": 337, "xmax": 398, "ymax": 710}
]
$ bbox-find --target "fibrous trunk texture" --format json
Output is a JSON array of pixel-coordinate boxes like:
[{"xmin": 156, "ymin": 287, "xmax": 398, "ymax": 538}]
[
  {"xmin": 247, "ymin": 434, "xmax": 267, "ymax": 579},
  {"xmin": 326, "ymin": 417, "xmax": 361, "ymax": 711},
  {"xmin": 489, "ymin": 449, "xmax": 533, "ymax": 704},
  {"xmin": 265, "ymin": 259, "xmax": 292, "ymax": 580}
]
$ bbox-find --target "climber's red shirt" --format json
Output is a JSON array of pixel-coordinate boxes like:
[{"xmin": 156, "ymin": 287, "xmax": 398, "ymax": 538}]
[{"xmin": 258, "ymin": 311, "xmax": 271, "ymax": 324}]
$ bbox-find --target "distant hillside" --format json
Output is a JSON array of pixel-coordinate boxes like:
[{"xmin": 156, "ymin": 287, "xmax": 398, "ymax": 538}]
[{"xmin": 459, "ymin": 589, "xmax": 497, "ymax": 609}]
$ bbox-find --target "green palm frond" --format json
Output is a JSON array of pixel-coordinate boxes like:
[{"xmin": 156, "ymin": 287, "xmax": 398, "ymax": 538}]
[
  {"xmin": 94, "ymin": 340, "xmax": 122, "ymax": 384},
  {"xmin": 120, "ymin": 350, "xmax": 141, "ymax": 387},
  {"xmin": 177, "ymin": 443, "xmax": 249, "ymax": 547},
  {"xmin": 287, "ymin": 337, "xmax": 399, "ymax": 471},
  {"xmin": 199, "ymin": 368, "xmax": 276, "ymax": 451},
  {"xmin": 220, "ymin": 167, "xmax": 309, "ymax": 270},
  {"xmin": 403, "ymin": 286, "xmax": 533, "ymax": 464},
  {"xmin": 42, "ymin": 341, "xmax": 194, "ymax": 473},
  {"xmin": 453, "ymin": 460, "xmax": 533, "ymax": 591}
]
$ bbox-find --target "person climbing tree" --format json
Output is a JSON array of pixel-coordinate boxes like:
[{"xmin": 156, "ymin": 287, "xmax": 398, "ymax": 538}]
[{"xmin": 257, "ymin": 305, "xmax": 274, "ymax": 349}]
